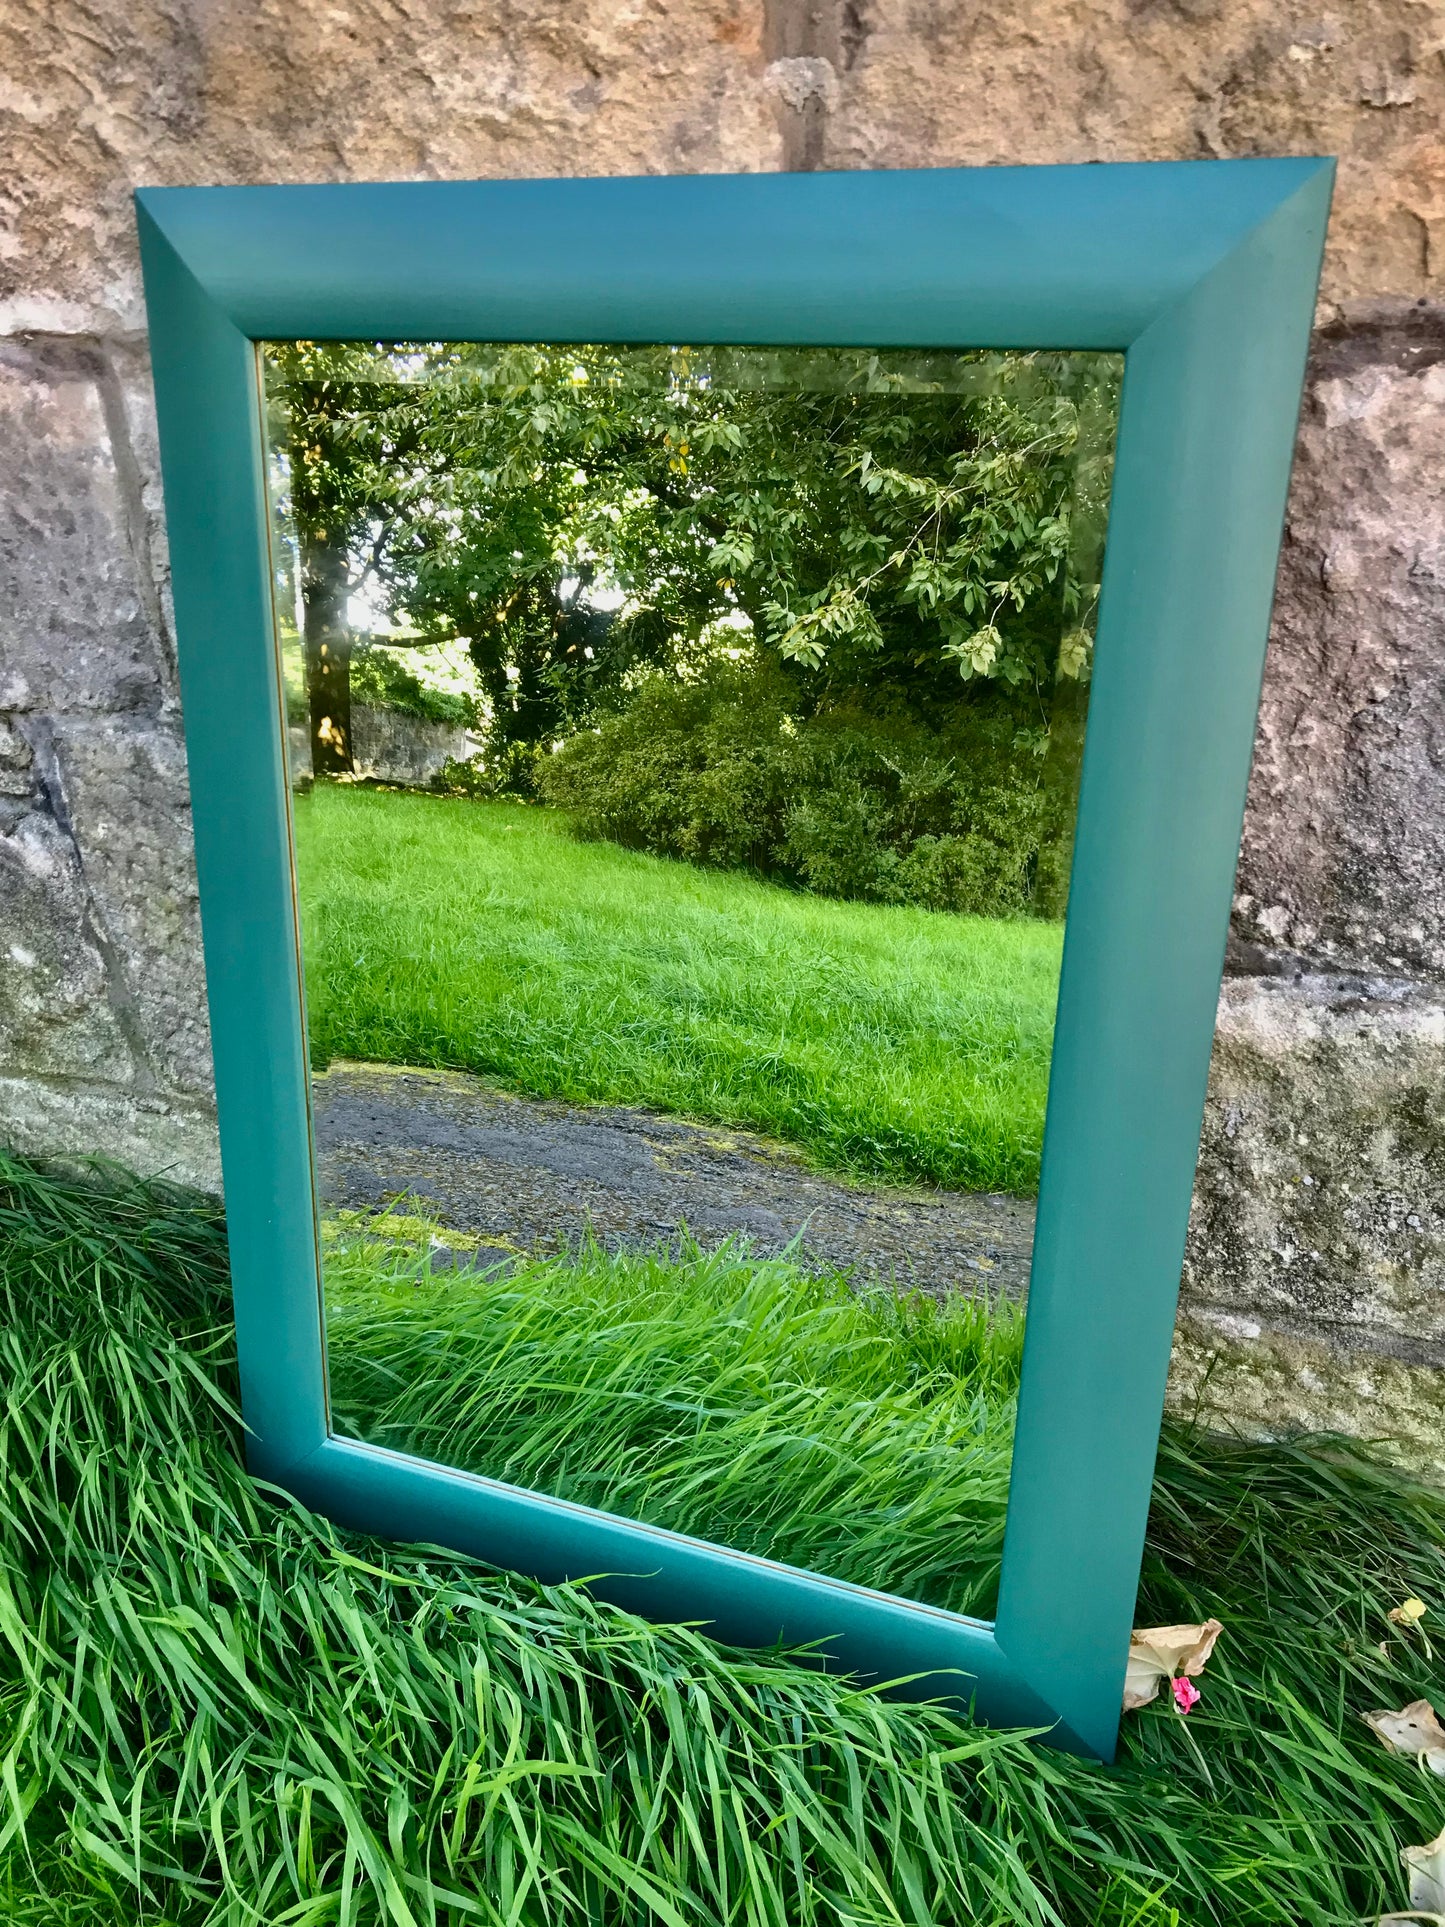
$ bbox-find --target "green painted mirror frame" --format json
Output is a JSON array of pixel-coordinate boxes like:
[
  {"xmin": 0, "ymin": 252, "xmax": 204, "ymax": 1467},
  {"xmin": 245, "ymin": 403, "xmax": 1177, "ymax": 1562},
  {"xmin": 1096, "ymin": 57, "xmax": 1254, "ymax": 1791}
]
[{"xmin": 135, "ymin": 158, "xmax": 1332, "ymax": 1761}]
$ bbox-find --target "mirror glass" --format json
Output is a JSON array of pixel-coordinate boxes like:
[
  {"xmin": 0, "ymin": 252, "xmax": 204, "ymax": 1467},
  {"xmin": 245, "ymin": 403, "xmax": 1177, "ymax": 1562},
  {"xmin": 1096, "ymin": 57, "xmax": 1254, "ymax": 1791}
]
[{"xmin": 262, "ymin": 339, "xmax": 1121, "ymax": 1620}]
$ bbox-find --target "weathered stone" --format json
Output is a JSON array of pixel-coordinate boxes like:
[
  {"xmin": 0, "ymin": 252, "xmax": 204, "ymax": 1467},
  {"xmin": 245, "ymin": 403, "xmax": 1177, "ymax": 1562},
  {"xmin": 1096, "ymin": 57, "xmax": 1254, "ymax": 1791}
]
[
  {"xmin": 1174, "ymin": 970, "xmax": 1445, "ymax": 1476},
  {"xmin": 1234, "ymin": 318, "xmax": 1445, "ymax": 979},
  {"xmin": 3, "ymin": 0, "xmax": 1443, "ymax": 334},
  {"xmin": 0, "ymin": 805, "xmax": 135, "ymax": 1081},
  {"xmin": 0, "ymin": 744, "xmax": 217, "ymax": 1187},
  {"xmin": 828, "ymin": 0, "xmax": 1445, "ymax": 309},
  {"xmin": 0, "ymin": 0, "xmax": 776, "ymax": 338},
  {"xmin": 1168, "ymin": 1308, "xmax": 1445, "ymax": 1485},
  {"xmin": 764, "ymin": 56, "xmax": 840, "ymax": 116},
  {"xmin": 0, "ymin": 337, "xmax": 170, "ymax": 715},
  {"xmin": 0, "ymin": 715, "xmax": 33, "ymax": 798},
  {"xmin": 95, "ymin": 334, "xmax": 178, "ymax": 694},
  {"xmin": 1184, "ymin": 973, "xmax": 1445, "ymax": 1353},
  {"xmin": 43, "ymin": 717, "xmax": 213, "ymax": 1095},
  {"xmin": 0, "ymin": 1073, "xmax": 220, "ymax": 1193}
]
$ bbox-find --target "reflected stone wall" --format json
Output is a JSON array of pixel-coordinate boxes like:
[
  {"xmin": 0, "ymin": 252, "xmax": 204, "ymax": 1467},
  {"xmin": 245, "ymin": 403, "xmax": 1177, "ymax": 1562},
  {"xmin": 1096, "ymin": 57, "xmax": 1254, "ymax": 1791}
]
[
  {"xmin": 350, "ymin": 706, "xmax": 480, "ymax": 791},
  {"xmin": 0, "ymin": 0, "xmax": 1441, "ymax": 1461}
]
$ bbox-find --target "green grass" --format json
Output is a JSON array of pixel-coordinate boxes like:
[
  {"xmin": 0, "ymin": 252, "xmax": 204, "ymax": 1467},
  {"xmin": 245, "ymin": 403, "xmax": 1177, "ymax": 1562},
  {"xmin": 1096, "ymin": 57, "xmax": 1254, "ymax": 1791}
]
[
  {"xmin": 6, "ymin": 1151, "xmax": 1445, "ymax": 1923},
  {"xmin": 294, "ymin": 786, "xmax": 1064, "ymax": 1195},
  {"xmin": 323, "ymin": 1217, "xmax": 1023, "ymax": 1619}
]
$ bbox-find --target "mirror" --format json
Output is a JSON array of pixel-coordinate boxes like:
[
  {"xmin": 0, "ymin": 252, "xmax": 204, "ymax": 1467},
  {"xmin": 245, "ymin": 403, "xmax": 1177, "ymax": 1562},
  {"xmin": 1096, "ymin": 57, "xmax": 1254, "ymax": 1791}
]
[{"xmin": 262, "ymin": 339, "xmax": 1120, "ymax": 1620}]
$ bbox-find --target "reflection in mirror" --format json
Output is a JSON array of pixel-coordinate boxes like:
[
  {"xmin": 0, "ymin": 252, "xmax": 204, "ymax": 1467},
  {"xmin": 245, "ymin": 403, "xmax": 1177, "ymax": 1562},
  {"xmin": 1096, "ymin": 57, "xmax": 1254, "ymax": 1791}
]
[{"xmin": 262, "ymin": 340, "xmax": 1120, "ymax": 1619}]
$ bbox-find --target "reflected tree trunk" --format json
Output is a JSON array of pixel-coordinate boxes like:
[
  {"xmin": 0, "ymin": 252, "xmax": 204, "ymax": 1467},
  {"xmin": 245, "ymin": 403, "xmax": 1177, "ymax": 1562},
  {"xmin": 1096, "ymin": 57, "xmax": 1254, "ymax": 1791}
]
[
  {"xmin": 302, "ymin": 528, "xmax": 354, "ymax": 777},
  {"xmin": 1034, "ymin": 676, "xmax": 1089, "ymax": 919}
]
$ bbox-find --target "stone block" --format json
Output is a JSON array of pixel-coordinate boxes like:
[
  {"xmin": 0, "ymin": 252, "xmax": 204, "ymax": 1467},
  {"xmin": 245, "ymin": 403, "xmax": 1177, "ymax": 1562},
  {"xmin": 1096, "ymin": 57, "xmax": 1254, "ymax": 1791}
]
[
  {"xmin": 1235, "ymin": 317, "xmax": 1445, "ymax": 978},
  {"xmin": 0, "ymin": 1074, "xmax": 220, "ymax": 1194},
  {"xmin": 1184, "ymin": 973, "xmax": 1445, "ymax": 1352},
  {"xmin": 1168, "ymin": 1308, "xmax": 1445, "ymax": 1485},
  {"xmin": 44, "ymin": 716, "xmax": 213, "ymax": 1096},
  {"xmin": 94, "ymin": 334, "xmax": 178, "ymax": 694},
  {"xmin": 0, "ymin": 805, "xmax": 135, "ymax": 1081},
  {"xmin": 0, "ymin": 337, "xmax": 170, "ymax": 716},
  {"xmin": 1174, "ymin": 970, "xmax": 1445, "ymax": 1475}
]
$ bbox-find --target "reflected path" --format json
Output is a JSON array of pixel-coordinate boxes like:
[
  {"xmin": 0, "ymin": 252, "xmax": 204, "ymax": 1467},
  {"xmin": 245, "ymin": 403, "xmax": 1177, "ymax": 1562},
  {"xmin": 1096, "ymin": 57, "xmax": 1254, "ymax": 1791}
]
[{"xmin": 313, "ymin": 1060, "xmax": 1036, "ymax": 1302}]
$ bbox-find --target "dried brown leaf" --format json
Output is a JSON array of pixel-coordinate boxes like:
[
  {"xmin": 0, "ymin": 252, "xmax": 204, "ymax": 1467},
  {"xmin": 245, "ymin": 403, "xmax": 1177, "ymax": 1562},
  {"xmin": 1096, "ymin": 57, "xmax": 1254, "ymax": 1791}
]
[
  {"xmin": 1122, "ymin": 1619, "xmax": 1223, "ymax": 1712},
  {"xmin": 1402, "ymin": 1828, "xmax": 1445, "ymax": 1915},
  {"xmin": 1364, "ymin": 1701, "xmax": 1445, "ymax": 1777}
]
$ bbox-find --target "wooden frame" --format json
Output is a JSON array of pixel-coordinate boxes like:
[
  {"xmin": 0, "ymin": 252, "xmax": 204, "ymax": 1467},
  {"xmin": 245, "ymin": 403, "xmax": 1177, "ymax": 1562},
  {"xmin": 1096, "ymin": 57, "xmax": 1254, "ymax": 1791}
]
[{"xmin": 136, "ymin": 158, "xmax": 1332, "ymax": 1760}]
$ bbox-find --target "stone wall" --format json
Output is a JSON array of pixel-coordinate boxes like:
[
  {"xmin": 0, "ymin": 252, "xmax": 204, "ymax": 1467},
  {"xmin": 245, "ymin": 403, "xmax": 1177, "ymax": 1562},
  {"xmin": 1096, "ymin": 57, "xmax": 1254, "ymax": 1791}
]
[
  {"xmin": 351, "ymin": 705, "xmax": 480, "ymax": 790},
  {"xmin": 292, "ymin": 706, "xmax": 480, "ymax": 791},
  {"xmin": 1, "ymin": 0, "xmax": 1442, "ymax": 1460}
]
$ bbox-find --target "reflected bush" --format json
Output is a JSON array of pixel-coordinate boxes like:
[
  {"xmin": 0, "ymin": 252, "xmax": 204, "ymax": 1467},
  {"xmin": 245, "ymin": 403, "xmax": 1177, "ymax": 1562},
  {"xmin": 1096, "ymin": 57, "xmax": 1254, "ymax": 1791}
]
[
  {"xmin": 540, "ymin": 659, "xmax": 1069, "ymax": 918},
  {"xmin": 349, "ymin": 641, "xmax": 479, "ymax": 726},
  {"xmin": 438, "ymin": 738, "xmax": 546, "ymax": 800}
]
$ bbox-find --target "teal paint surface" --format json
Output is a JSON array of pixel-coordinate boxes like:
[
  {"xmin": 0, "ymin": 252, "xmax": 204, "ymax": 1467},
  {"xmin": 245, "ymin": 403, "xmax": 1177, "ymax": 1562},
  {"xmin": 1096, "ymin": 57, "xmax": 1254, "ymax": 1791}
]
[{"xmin": 136, "ymin": 160, "xmax": 1332, "ymax": 1761}]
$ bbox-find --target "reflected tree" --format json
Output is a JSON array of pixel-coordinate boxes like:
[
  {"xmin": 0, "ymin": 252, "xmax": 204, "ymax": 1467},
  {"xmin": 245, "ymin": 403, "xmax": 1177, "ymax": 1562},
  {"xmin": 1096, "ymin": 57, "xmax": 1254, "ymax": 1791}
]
[{"xmin": 266, "ymin": 342, "xmax": 1119, "ymax": 771}]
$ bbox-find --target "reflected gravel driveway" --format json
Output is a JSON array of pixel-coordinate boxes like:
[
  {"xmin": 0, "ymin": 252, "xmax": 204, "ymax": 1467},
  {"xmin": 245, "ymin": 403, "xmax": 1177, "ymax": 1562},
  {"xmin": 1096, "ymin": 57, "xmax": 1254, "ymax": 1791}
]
[{"xmin": 312, "ymin": 1060, "xmax": 1036, "ymax": 1301}]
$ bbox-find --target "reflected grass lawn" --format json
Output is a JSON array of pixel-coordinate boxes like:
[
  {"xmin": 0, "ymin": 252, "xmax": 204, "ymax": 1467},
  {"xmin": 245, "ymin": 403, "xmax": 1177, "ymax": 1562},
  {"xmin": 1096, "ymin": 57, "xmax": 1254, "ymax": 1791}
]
[
  {"xmin": 294, "ymin": 786, "xmax": 1064, "ymax": 1194},
  {"xmin": 323, "ymin": 1213, "xmax": 1022, "ymax": 1620}
]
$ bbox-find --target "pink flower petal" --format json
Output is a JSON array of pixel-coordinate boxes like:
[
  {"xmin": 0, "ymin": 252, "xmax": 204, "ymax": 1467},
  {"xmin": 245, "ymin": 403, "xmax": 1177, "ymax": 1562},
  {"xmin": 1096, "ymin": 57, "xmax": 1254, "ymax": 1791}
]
[{"xmin": 1172, "ymin": 1676, "xmax": 1201, "ymax": 1714}]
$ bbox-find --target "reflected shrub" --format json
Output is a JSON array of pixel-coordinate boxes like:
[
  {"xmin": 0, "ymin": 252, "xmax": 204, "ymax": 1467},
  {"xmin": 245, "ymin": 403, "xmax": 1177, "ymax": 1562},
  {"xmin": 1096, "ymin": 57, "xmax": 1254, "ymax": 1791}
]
[
  {"xmin": 438, "ymin": 739, "xmax": 547, "ymax": 800},
  {"xmin": 350, "ymin": 642, "xmax": 479, "ymax": 726},
  {"xmin": 540, "ymin": 660, "xmax": 1069, "ymax": 918}
]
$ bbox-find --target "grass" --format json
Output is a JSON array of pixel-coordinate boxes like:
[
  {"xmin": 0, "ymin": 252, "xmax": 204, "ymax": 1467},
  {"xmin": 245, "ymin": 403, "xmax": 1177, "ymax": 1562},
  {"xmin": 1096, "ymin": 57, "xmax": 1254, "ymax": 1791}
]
[
  {"xmin": 323, "ymin": 1215, "xmax": 1023, "ymax": 1619},
  {"xmin": 293, "ymin": 786, "xmax": 1064, "ymax": 1195},
  {"xmin": 5, "ymin": 1152, "xmax": 1445, "ymax": 1921}
]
